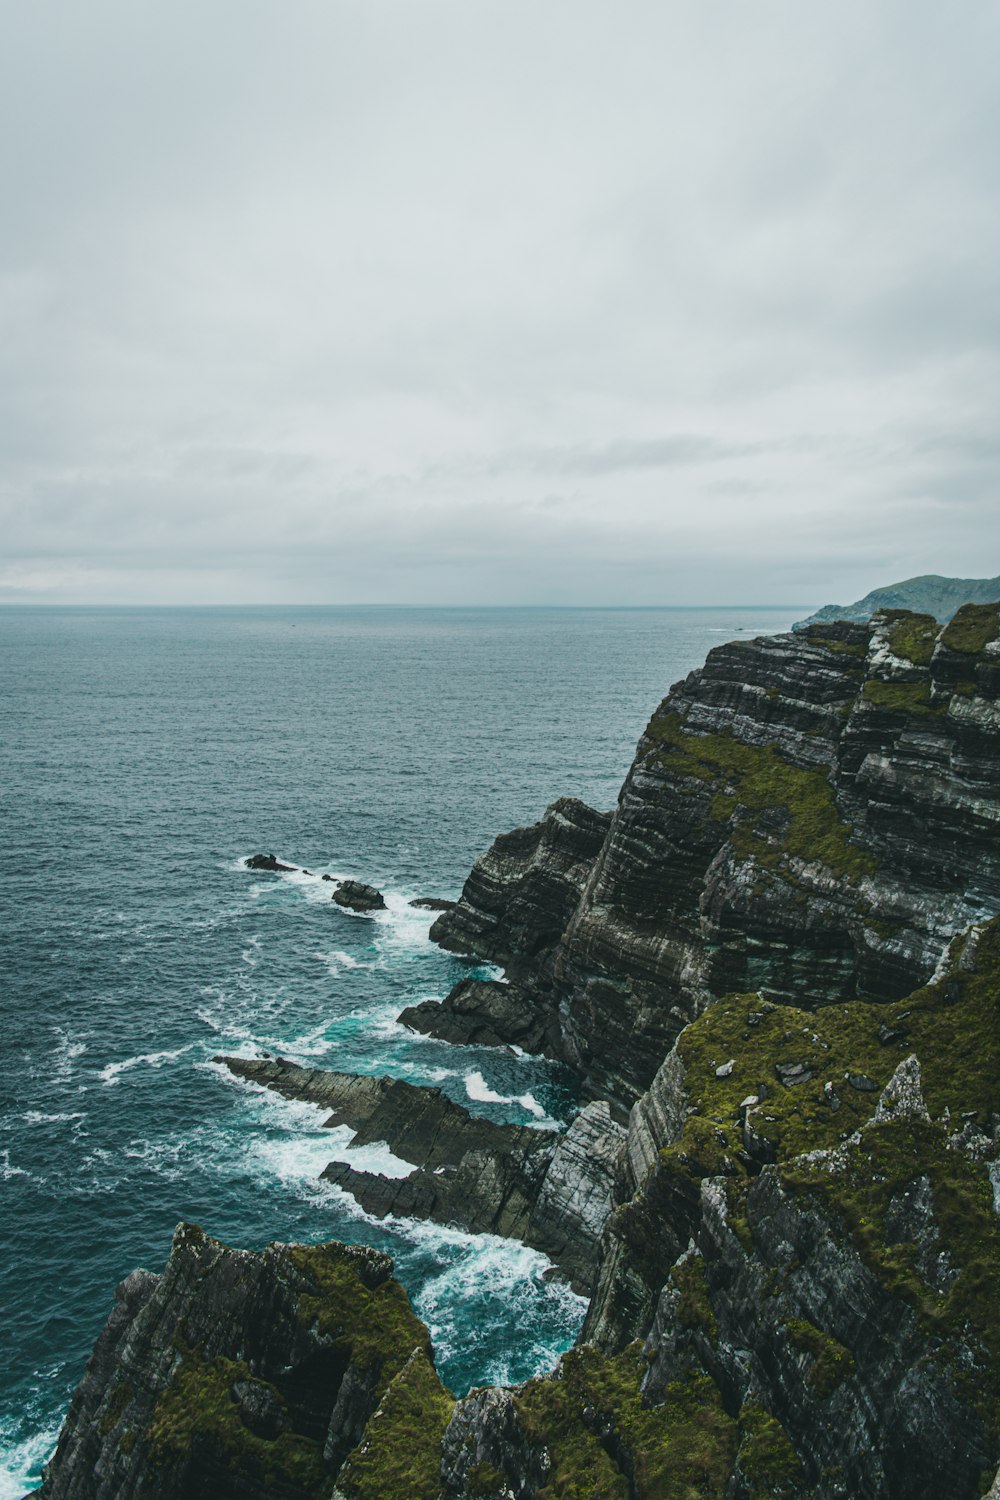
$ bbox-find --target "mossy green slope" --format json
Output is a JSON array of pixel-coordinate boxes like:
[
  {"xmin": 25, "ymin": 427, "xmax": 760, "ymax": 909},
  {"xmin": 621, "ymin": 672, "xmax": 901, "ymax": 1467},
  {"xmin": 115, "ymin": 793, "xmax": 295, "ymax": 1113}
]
[
  {"xmin": 514, "ymin": 1347, "xmax": 737, "ymax": 1500},
  {"xmin": 334, "ymin": 1350, "xmax": 454, "ymax": 1500}
]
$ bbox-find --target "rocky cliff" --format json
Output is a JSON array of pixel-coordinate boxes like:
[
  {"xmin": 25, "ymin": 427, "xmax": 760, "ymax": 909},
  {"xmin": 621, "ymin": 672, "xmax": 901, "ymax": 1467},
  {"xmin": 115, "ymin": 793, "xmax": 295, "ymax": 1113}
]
[
  {"xmin": 35, "ymin": 1223, "xmax": 453, "ymax": 1500},
  {"xmin": 428, "ymin": 604, "xmax": 1000, "ymax": 1113},
  {"xmin": 36, "ymin": 607, "xmax": 1000, "ymax": 1499}
]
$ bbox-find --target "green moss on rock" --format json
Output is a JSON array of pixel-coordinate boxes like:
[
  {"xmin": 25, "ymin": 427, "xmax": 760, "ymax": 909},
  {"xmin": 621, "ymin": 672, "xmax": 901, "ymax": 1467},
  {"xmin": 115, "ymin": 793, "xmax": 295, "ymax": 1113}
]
[
  {"xmin": 643, "ymin": 713, "xmax": 875, "ymax": 881},
  {"xmin": 335, "ymin": 1350, "xmax": 454, "ymax": 1500},
  {"xmin": 516, "ymin": 1347, "xmax": 737, "ymax": 1500},
  {"xmin": 784, "ymin": 1318, "xmax": 856, "ymax": 1398},
  {"xmin": 884, "ymin": 611, "xmax": 939, "ymax": 667},
  {"xmin": 862, "ymin": 679, "xmax": 940, "ymax": 715},
  {"xmin": 664, "ymin": 919, "xmax": 1000, "ymax": 1179},
  {"xmin": 736, "ymin": 1402, "xmax": 808, "ymax": 1500},
  {"xmin": 670, "ymin": 1256, "xmax": 718, "ymax": 1345},
  {"xmin": 288, "ymin": 1243, "xmax": 430, "ymax": 1378},
  {"xmin": 940, "ymin": 601, "xmax": 1000, "ymax": 654},
  {"xmin": 148, "ymin": 1352, "xmax": 327, "ymax": 1496}
]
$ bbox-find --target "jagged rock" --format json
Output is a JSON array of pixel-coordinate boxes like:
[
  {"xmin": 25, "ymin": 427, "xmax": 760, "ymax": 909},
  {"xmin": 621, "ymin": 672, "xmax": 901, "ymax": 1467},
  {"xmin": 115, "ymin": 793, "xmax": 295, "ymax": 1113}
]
[
  {"xmin": 220, "ymin": 1056, "xmax": 624, "ymax": 1294},
  {"xmin": 35, "ymin": 1224, "xmax": 441, "ymax": 1500},
  {"xmin": 398, "ymin": 977, "xmax": 555, "ymax": 1054},
  {"xmin": 431, "ymin": 797, "xmax": 612, "ymax": 968},
  {"xmin": 433, "ymin": 605, "xmax": 1000, "ymax": 1114},
  {"xmin": 220, "ymin": 1055, "xmax": 541, "ymax": 1169},
  {"xmin": 332, "ymin": 880, "xmax": 386, "ymax": 912},
  {"xmin": 408, "ymin": 897, "xmax": 455, "ymax": 911},
  {"xmin": 580, "ymin": 921, "xmax": 1000, "ymax": 1498},
  {"xmin": 244, "ymin": 853, "xmax": 295, "ymax": 872}
]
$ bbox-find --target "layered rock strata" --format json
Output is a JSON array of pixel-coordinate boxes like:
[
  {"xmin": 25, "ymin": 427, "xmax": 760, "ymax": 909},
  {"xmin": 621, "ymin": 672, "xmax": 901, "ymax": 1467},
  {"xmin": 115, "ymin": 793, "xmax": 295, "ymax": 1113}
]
[
  {"xmin": 48, "ymin": 920, "xmax": 1000, "ymax": 1498},
  {"xmin": 430, "ymin": 605, "xmax": 1000, "ymax": 1113},
  {"xmin": 35, "ymin": 1223, "xmax": 452, "ymax": 1500},
  {"xmin": 221, "ymin": 1055, "xmax": 625, "ymax": 1294}
]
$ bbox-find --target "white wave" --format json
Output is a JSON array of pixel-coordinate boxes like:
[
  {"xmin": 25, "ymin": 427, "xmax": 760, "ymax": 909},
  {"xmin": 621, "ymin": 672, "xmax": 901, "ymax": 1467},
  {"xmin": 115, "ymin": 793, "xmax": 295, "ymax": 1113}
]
[
  {"xmin": 464, "ymin": 1071, "xmax": 557, "ymax": 1125},
  {"xmin": 99, "ymin": 1044, "xmax": 195, "ymax": 1088},
  {"xmin": 314, "ymin": 948, "xmax": 376, "ymax": 975},
  {"xmin": 0, "ymin": 1413, "xmax": 61, "ymax": 1499},
  {"xmin": 336, "ymin": 1135, "xmax": 416, "ymax": 1179},
  {"xmin": 17, "ymin": 1111, "xmax": 86, "ymax": 1128},
  {"xmin": 409, "ymin": 1227, "xmax": 586, "ymax": 1384},
  {"xmin": 0, "ymin": 1151, "xmax": 30, "ymax": 1182},
  {"xmin": 49, "ymin": 1031, "xmax": 87, "ymax": 1079}
]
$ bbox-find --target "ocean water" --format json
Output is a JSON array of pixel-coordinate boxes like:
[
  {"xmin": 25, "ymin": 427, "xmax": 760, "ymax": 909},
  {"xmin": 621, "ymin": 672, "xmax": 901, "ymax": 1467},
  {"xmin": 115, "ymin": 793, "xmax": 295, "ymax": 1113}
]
[{"xmin": 0, "ymin": 604, "xmax": 802, "ymax": 1494}]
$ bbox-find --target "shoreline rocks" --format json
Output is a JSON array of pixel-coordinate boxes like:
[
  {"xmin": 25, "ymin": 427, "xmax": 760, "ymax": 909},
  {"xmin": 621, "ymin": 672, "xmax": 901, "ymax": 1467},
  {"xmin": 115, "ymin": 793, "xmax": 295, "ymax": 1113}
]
[
  {"xmin": 331, "ymin": 880, "xmax": 386, "ymax": 912},
  {"xmin": 219, "ymin": 1055, "xmax": 624, "ymax": 1295},
  {"xmin": 244, "ymin": 853, "xmax": 295, "ymax": 872}
]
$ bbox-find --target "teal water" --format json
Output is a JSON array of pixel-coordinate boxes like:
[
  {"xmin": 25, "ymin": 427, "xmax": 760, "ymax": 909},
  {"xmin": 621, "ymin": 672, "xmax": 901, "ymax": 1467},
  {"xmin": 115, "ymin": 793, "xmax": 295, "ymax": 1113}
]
[{"xmin": 0, "ymin": 604, "xmax": 802, "ymax": 1494}]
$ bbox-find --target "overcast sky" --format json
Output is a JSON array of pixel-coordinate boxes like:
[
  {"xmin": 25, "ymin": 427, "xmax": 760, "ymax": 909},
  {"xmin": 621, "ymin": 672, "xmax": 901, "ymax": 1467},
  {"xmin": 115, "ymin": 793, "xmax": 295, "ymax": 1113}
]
[{"xmin": 1, "ymin": 1, "xmax": 998, "ymax": 606}]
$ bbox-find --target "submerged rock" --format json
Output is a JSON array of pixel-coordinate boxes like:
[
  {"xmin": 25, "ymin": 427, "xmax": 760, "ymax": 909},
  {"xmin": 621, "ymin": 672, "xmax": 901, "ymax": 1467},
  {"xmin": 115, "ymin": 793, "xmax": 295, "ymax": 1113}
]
[
  {"xmin": 408, "ymin": 897, "xmax": 455, "ymax": 911},
  {"xmin": 331, "ymin": 880, "xmax": 386, "ymax": 912}
]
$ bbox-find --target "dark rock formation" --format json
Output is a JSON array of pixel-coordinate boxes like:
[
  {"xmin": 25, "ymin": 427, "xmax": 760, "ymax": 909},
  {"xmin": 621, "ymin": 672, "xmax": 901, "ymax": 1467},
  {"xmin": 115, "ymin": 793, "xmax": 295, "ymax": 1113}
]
[
  {"xmin": 245, "ymin": 854, "xmax": 295, "ymax": 872},
  {"xmin": 331, "ymin": 881, "xmax": 386, "ymax": 912},
  {"xmin": 408, "ymin": 897, "xmax": 455, "ymax": 911},
  {"xmin": 398, "ymin": 977, "xmax": 551, "ymax": 1053},
  {"xmin": 573, "ymin": 918, "xmax": 1000, "ymax": 1499},
  {"xmin": 35, "ymin": 1223, "xmax": 451, "ymax": 1500},
  {"xmin": 432, "ymin": 605, "xmax": 1000, "ymax": 1113},
  {"xmin": 429, "ymin": 796, "xmax": 612, "ymax": 970},
  {"xmin": 220, "ymin": 1055, "xmax": 624, "ymax": 1296},
  {"xmin": 793, "ymin": 572, "xmax": 1000, "ymax": 630}
]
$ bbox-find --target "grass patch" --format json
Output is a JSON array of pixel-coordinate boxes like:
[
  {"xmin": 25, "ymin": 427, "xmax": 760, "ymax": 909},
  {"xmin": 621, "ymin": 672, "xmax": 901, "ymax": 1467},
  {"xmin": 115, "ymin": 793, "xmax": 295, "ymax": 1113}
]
[
  {"xmin": 643, "ymin": 713, "xmax": 875, "ymax": 881},
  {"xmin": 884, "ymin": 612, "xmax": 939, "ymax": 667},
  {"xmin": 288, "ymin": 1243, "xmax": 430, "ymax": 1378},
  {"xmin": 862, "ymin": 679, "xmax": 941, "ymax": 715},
  {"xmin": 148, "ymin": 1352, "xmax": 327, "ymax": 1496},
  {"xmin": 785, "ymin": 1318, "xmax": 855, "ymax": 1397},
  {"xmin": 515, "ymin": 1348, "xmax": 737, "ymax": 1500},
  {"xmin": 335, "ymin": 1351, "xmax": 454, "ymax": 1500},
  {"xmin": 940, "ymin": 602, "xmax": 1000, "ymax": 655},
  {"xmin": 671, "ymin": 1256, "xmax": 718, "ymax": 1345},
  {"xmin": 736, "ymin": 1402, "xmax": 807, "ymax": 1500}
]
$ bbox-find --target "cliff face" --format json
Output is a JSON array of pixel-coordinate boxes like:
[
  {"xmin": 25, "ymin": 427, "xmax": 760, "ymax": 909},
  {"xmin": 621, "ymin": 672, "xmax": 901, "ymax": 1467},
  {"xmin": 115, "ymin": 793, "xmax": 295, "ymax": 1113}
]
[
  {"xmin": 40, "ymin": 920, "xmax": 1000, "ymax": 1500},
  {"xmin": 430, "ymin": 605, "xmax": 1000, "ymax": 1112},
  {"xmin": 436, "ymin": 917, "xmax": 1000, "ymax": 1500},
  {"xmin": 36, "ymin": 1224, "xmax": 453, "ymax": 1500}
]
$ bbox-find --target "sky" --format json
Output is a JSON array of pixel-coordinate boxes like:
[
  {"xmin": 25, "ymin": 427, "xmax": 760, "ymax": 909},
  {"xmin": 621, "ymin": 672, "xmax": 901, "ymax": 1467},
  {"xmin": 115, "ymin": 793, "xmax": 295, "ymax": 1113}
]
[{"xmin": 1, "ymin": 0, "xmax": 998, "ymax": 607}]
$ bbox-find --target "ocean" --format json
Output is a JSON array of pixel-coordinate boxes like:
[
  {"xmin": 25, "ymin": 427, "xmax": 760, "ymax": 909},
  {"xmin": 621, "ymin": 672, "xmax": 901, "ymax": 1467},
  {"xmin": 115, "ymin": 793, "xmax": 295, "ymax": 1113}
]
[{"xmin": 0, "ymin": 603, "xmax": 802, "ymax": 1495}]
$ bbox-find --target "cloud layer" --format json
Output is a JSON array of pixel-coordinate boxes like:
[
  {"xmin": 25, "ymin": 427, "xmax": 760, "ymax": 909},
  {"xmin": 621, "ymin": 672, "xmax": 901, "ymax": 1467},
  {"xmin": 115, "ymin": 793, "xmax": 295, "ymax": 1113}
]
[{"xmin": 2, "ymin": 1, "xmax": 998, "ymax": 604}]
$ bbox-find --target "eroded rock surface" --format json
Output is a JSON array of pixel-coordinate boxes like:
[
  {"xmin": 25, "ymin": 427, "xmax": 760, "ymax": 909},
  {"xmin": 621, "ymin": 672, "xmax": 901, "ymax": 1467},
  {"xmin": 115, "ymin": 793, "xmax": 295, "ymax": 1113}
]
[
  {"xmin": 220, "ymin": 1055, "xmax": 624, "ymax": 1294},
  {"xmin": 331, "ymin": 880, "xmax": 386, "ymax": 912},
  {"xmin": 35, "ymin": 1224, "xmax": 450, "ymax": 1500}
]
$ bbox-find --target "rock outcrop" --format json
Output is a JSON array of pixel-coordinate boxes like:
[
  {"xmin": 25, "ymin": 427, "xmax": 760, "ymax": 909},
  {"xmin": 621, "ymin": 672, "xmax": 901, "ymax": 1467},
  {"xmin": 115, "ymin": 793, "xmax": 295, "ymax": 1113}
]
[
  {"xmin": 398, "ymin": 977, "xmax": 552, "ymax": 1054},
  {"xmin": 331, "ymin": 881, "xmax": 386, "ymax": 912},
  {"xmin": 221, "ymin": 1055, "xmax": 624, "ymax": 1295},
  {"xmin": 245, "ymin": 854, "xmax": 295, "ymax": 873},
  {"xmin": 35, "ymin": 1223, "xmax": 452, "ymax": 1500},
  {"xmin": 431, "ymin": 605, "xmax": 1000, "ymax": 1113}
]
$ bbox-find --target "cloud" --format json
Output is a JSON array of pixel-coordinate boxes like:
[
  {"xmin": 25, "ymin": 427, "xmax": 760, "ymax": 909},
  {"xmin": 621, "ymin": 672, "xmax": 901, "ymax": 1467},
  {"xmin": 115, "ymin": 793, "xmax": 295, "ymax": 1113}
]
[{"xmin": 0, "ymin": 0, "xmax": 998, "ymax": 604}]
